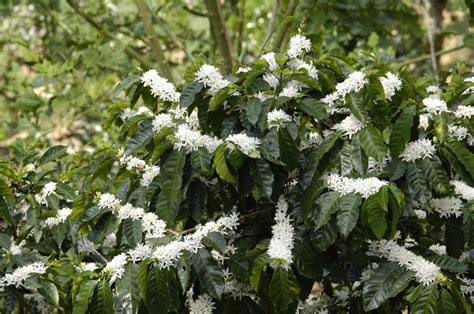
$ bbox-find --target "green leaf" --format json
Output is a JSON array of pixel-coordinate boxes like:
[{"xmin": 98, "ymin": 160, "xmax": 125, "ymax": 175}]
[
  {"xmin": 250, "ymin": 253, "xmax": 269, "ymax": 292},
  {"xmin": 116, "ymin": 263, "xmax": 140, "ymax": 313},
  {"xmin": 123, "ymin": 219, "xmax": 142, "ymax": 247},
  {"xmin": 254, "ymin": 159, "xmax": 274, "ymax": 199},
  {"xmin": 214, "ymin": 144, "xmax": 236, "ymax": 184},
  {"xmin": 406, "ymin": 161, "xmax": 431, "ymax": 204},
  {"xmin": 312, "ymin": 192, "xmax": 340, "ymax": 230},
  {"xmin": 91, "ymin": 279, "xmax": 114, "ymax": 314},
  {"xmin": 126, "ymin": 119, "xmax": 154, "ymax": 154},
  {"xmin": 445, "ymin": 141, "xmax": 474, "ymax": 179},
  {"xmin": 421, "ymin": 155, "xmax": 450, "ymax": 194},
  {"xmin": 363, "ymin": 193, "xmax": 387, "ymax": 239},
  {"xmin": 347, "ymin": 93, "xmax": 368, "ymax": 123},
  {"xmin": 359, "ymin": 126, "xmax": 388, "ymax": 162},
  {"xmin": 433, "ymin": 113, "xmax": 449, "ymax": 143},
  {"xmin": 39, "ymin": 145, "xmax": 67, "ymax": 164},
  {"xmin": 278, "ymin": 127, "xmax": 300, "ymax": 170},
  {"xmin": 268, "ymin": 268, "xmax": 298, "ymax": 312},
  {"xmin": 337, "ymin": 193, "xmax": 362, "ymax": 238},
  {"xmin": 192, "ymin": 248, "xmax": 225, "ymax": 300},
  {"xmin": 202, "ymin": 232, "xmax": 227, "ymax": 253},
  {"xmin": 340, "ymin": 141, "xmax": 353, "ymax": 176},
  {"xmin": 299, "ymin": 98, "xmax": 328, "ymax": 120},
  {"xmin": 429, "ymin": 255, "xmax": 468, "ymax": 273},
  {"xmin": 208, "ymin": 86, "xmax": 235, "ymax": 111},
  {"xmin": 112, "ymin": 75, "xmax": 140, "ymax": 97},
  {"xmin": 445, "ymin": 218, "xmax": 464, "ymax": 258},
  {"xmin": 160, "ymin": 149, "xmax": 186, "ymax": 225},
  {"xmin": 351, "ymin": 133, "xmax": 368, "ymax": 175},
  {"xmin": 191, "ymin": 148, "xmax": 211, "ymax": 176},
  {"xmin": 438, "ymin": 288, "xmax": 456, "ymax": 314},
  {"xmin": 180, "ymin": 81, "xmax": 204, "ymax": 107},
  {"xmin": 246, "ymin": 97, "xmax": 262, "ymax": 126},
  {"xmin": 311, "ymin": 220, "xmax": 338, "ymax": 252},
  {"xmin": 362, "ymin": 262, "xmax": 414, "ymax": 311},
  {"xmin": 411, "ymin": 284, "xmax": 439, "ymax": 314},
  {"xmin": 73, "ymin": 280, "xmax": 97, "ymax": 314},
  {"xmin": 389, "ymin": 105, "xmax": 416, "ymax": 156},
  {"xmin": 39, "ymin": 279, "xmax": 59, "ymax": 306}
]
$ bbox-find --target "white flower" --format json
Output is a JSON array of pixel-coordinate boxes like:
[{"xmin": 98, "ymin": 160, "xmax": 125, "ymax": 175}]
[
  {"xmin": 279, "ymin": 80, "xmax": 305, "ymax": 98},
  {"xmin": 120, "ymin": 106, "xmax": 153, "ymax": 121},
  {"xmin": 448, "ymin": 125, "xmax": 469, "ymax": 141},
  {"xmin": 429, "ymin": 197, "xmax": 463, "ymax": 218},
  {"xmin": 98, "ymin": 193, "xmax": 121, "ymax": 210},
  {"xmin": 332, "ymin": 114, "xmax": 365, "ymax": 138},
  {"xmin": 117, "ymin": 203, "xmax": 145, "ymax": 221},
  {"xmin": 152, "ymin": 241, "xmax": 189, "ymax": 269},
  {"xmin": 307, "ymin": 132, "xmax": 323, "ymax": 146},
  {"xmin": 370, "ymin": 240, "xmax": 441, "ymax": 286},
  {"xmin": 255, "ymin": 91, "xmax": 272, "ymax": 102},
  {"xmin": 335, "ymin": 71, "xmax": 368, "ymax": 100},
  {"xmin": 226, "ymin": 133, "xmax": 261, "ymax": 156},
  {"xmin": 422, "ymin": 96, "xmax": 448, "ymax": 115},
  {"xmin": 79, "ymin": 262, "xmax": 98, "ymax": 272},
  {"xmin": 170, "ymin": 107, "xmax": 188, "ymax": 120},
  {"xmin": 429, "ymin": 244, "xmax": 446, "ymax": 255},
  {"xmin": 267, "ymin": 109, "xmax": 292, "ymax": 128},
  {"xmin": 43, "ymin": 207, "xmax": 72, "ymax": 227},
  {"xmin": 152, "ymin": 113, "xmax": 173, "ymax": 133},
  {"xmin": 35, "ymin": 182, "xmax": 57, "ymax": 205},
  {"xmin": 321, "ymin": 92, "xmax": 340, "ymax": 114},
  {"xmin": 287, "ymin": 58, "xmax": 318, "ymax": 79},
  {"xmin": 141, "ymin": 165, "xmax": 160, "ymax": 187},
  {"xmin": 195, "ymin": 64, "xmax": 230, "ymax": 94},
  {"xmin": 142, "ymin": 69, "xmax": 180, "ymax": 102},
  {"xmin": 419, "ymin": 114, "xmax": 430, "ymax": 130},
  {"xmin": 186, "ymin": 289, "xmax": 215, "ymax": 314},
  {"xmin": 8, "ymin": 240, "xmax": 25, "ymax": 256},
  {"xmin": 414, "ymin": 209, "xmax": 426, "ymax": 219},
  {"xmin": 0, "ymin": 262, "xmax": 47, "ymax": 290},
  {"xmin": 128, "ymin": 244, "xmax": 154, "ymax": 262},
  {"xmin": 173, "ymin": 124, "xmax": 203, "ymax": 152},
  {"xmin": 451, "ymin": 180, "xmax": 474, "ymax": 201},
  {"xmin": 287, "ymin": 34, "xmax": 312, "ymax": 59},
  {"xmin": 141, "ymin": 212, "xmax": 166, "ymax": 239},
  {"xmin": 263, "ymin": 73, "xmax": 279, "ymax": 89},
  {"xmin": 267, "ymin": 196, "xmax": 294, "ymax": 269},
  {"xmin": 454, "ymin": 105, "xmax": 474, "ymax": 119},
  {"xmin": 119, "ymin": 155, "xmax": 146, "ymax": 171},
  {"xmin": 104, "ymin": 253, "xmax": 128, "ymax": 284},
  {"xmin": 236, "ymin": 66, "xmax": 250, "ymax": 74},
  {"xmin": 326, "ymin": 174, "xmax": 388, "ymax": 198},
  {"xmin": 198, "ymin": 135, "xmax": 223, "ymax": 154},
  {"xmin": 121, "ymin": 108, "xmax": 135, "ymax": 120},
  {"xmin": 426, "ymin": 85, "xmax": 440, "ymax": 93},
  {"xmin": 400, "ymin": 139, "xmax": 436, "ymax": 162},
  {"xmin": 262, "ymin": 52, "xmax": 279, "ymax": 71},
  {"xmin": 186, "ymin": 111, "xmax": 200, "ymax": 129},
  {"xmin": 379, "ymin": 72, "xmax": 402, "ymax": 100}
]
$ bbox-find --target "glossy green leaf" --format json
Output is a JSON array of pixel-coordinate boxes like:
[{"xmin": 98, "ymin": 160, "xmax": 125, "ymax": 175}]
[
  {"xmin": 214, "ymin": 144, "xmax": 236, "ymax": 184},
  {"xmin": 389, "ymin": 105, "xmax": 416, "ymax": 156},
  {"xmin": 411, "ymin": 284, "xmax": 439, "ymax": 314},
  {"xmin": 91, "ymin": 279, "xmax": 114, "ymax": 314},
  {"xmin": 192, "ymin": 248, "xmax": 225, "ymax": 300},
  {"xmin": 268, "ymin": 268, "xmax": 298, "ymax": 312},
  {"xmin": 359, "ymin": 125, "xmax": 388, "ymax": 162},
  {"xmin": 246, "ymin": 97, "xmax": 262, "ymax": 125},
  {"xmin": 180, "ymin": 81, "xmax": 204, "ymax": 107},
  {"xmin": 73, "ymin": 280, "xmax": 97, "ymax": 314},
  {"xmin": 160, "ymin": 149, "xmax": 186, "ymax": 225},
  {"xmin": 39, "ymin": 145, "xmax": 67, "ymax": 164},
  {"xmin": 337, "ymin": 193, "xmax": 362, "ymax": 237}
]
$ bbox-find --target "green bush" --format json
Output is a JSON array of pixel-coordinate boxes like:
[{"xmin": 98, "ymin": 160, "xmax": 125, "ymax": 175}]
[{"xmin": 0, "ymin": 33, "xmax": 473, "ymax": 313}]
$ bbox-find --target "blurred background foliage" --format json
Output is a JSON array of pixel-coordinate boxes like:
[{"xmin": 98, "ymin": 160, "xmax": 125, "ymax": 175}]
[{"xmin": 0, "ymin": 0, "xmax": 472, "ymax": 155}]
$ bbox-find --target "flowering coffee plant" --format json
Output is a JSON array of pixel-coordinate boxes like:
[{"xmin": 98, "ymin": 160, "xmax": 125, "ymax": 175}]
[{"xmin": 1, "ymin": 33, "xmax": 473, "ymax": 313}]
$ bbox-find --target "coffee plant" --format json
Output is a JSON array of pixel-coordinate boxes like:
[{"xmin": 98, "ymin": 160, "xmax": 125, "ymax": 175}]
[{"xmin": 0, "ymin": 33, "xmax": 473, "ymax": 313}]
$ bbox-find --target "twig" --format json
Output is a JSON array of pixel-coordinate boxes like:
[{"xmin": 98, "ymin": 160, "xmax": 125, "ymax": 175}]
[
  {"xmin": 236, "ymin": 0, "xmax": 246, "ymax": 58},
  {"xmin": 134, "ymin": 0, "xmax": 174, "ymax": 82},
  {"xmin": 421, "ymin": 0, "xmax": 439, "ymax": 82},
  {"xmin": 394, "ymin": 44, "xmax": 466, "ymax": 67},
  {"xmin": 205, "ymin": 0, "xmax": 234, "ymax": 72},
  {"xmin": 272, "ymin": 0, "xmax": 299, "ymax": 51},
  {"xmin": 183, "ymin": 6, "xmax": 208, "ymax": 17},
  {"xmin": 65, "ymin": 0, "xmax": 154, "ymax": 70}
]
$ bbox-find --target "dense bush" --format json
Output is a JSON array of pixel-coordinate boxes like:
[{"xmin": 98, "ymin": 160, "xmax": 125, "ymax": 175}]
[{"xmin": 1, "ymin": 32, "xmax": 473, "ymax": 313}]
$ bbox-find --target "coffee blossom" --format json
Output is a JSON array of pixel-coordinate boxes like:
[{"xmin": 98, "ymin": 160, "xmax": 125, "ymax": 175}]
[
  {"xmin": 326, "ymin": 174, "xmax": 388, "ymax": 198},
  {"xmin": 267, "ymin": 109, "xmax": 292, "ymax": 128},
  {"xmin": 451, "ymin": 180, "xmax": 474, "ymax": 201},
  {"xmin": 195, "ymin": 64, "xmax": 230, "ymax": 94},
  {"xmin": 400, "ymin": 139, "xmax": 436, "ymax": 162},
  {"xmin": 226, "ymin": 133, "xmax": 261, "ymax": 156},
  {"xmin": 379, "ymin": 72, "xmax": 402, "ymax": 100},
  {"xmin": 287, "ymin": 34, "xmax": 311, "ymax": 59},
  {"xmin": 267, "ymin": 196, "xmax": 294, "ymax": 269}
]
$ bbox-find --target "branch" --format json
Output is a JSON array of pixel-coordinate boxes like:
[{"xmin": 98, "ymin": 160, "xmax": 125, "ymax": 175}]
[
  {"xmin": 65, "ymin": 0, "xmax": 154, "ymax": 70},
  {"xmin": 394, "ymin": 44, "xmax": 467, "ymax": 67},
  {"xmin": 134, "ymin": 0, "xmax": 174, "ymax": 82},
  {"xmin": 272, "ymin": 0, "xmax": 299, "ymax": 51},
  {"xmin": 205, "ymin": 0, "xmax": 234, "ymax": 72},
  {"xmin": 236, "ymin": 0, "xmax": 246, "ymax": 58}
]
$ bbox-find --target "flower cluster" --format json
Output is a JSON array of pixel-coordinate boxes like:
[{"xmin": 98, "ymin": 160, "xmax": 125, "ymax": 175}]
[
  {"xmin": 422, "ymin": 96, "xmax": 448, "ymax": 115},
  {"xmin": 428, "ymin": 197, "xmax": 463, "ymax": 218},
  {"xmin": 428, "ymin": 244, "xmax": 446, "ymax": 255},
  {"xmin": 120, "ymin": 106, "xmax": 153, "ymax": 120},
  {"xmin": 454, "ymin": 105, "xmax": 474, "ymax": 119},
  {"xmin": 0, "ymin": 262, "xmax": 47, "ymax": 291},
  {"xmin": 400, "ymin": 139, "xmax": 436, "ymax": 162},
  {"xmin": 104, "ymin": 253, "xmax": 128, "ymax": 284},
  {"xmin": 370, "ymin": 240, "xmax": 441, "ymax": 286},
  {"xmin": 322, "ymin": 71, "xmax": 368, "ymax": 112},
  {"xmin": 141, "ymin": 69, "xmax": 181, "ymax": 102},
  {"xmin": 267, "ymin": 196, "xmax": 294, "ymax": 269},
  {"xmin": 152, "ymin": 113, "xmax": 174, "ymax": 133},
  {"xmin": 261, "ymin": 52, "xmax": 279, "ymax": 71},
  {"xmin": 287, "ymin": 34, "xmax": 312, "ymax": 59},
  {"xmin": 326, "ymin": 174, "xmax": 388, "ymax": 198},
  {"xmin": 451, "ymin": 180, "xmax": 474, "ymax": 201},
  {"xmin": 267, "ymin": 109, "xmax": 292, "ymax": 128},
  {"xmin": 379, "ymin": 72, "xmax": 402, "ymax": 100},
  {"xmin": 119, "ymin": 153, "xmax": 161, "ymax": 187},
  {"xmin": 287, "ymin": 58, "xmax": 318, "ymax": 79},
  {"xmin": 226, "ymin": 133, "xmax": 261, "ymax": 156},
  {"xmin": 98, "ymin": 192, "xmax": 121, "ymax": 210},
  {"xmin": 195, "ymin": 64, "xmax": 230, "ymax": 94},
  {"xmin": 186, "ymin": 288, "xmax": 215, "ymax": 314},
  {"xmin": 173, "ymin": 124, "xmax": 222, "ymax": 153},
  {"xmin": 43, "ymin": 207, "xmax": 72, "ymax": 227},
  {"xmin": 332, "ymin": 114, "xmax": 365, "ymax": 138},
  {"xmin": 35, "ymin": 182, "xmax": 57, "ymax": 205}
]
